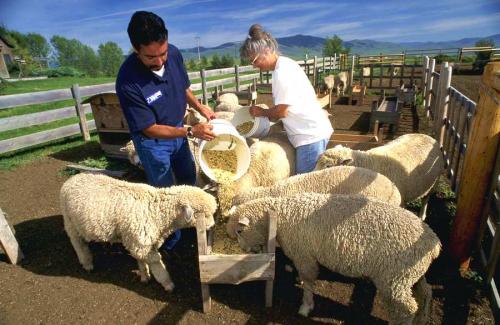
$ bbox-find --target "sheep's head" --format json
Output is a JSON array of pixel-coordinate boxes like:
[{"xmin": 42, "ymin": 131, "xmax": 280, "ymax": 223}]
[
  {"xmin": 226, "ymin": 205, "xmax": 268, "ymax": 253},
  {"xmin": 314, "ymin": 145, "xmax": 353, "ymax": 170},
  {"xmin": 172, "ymin": 187, "xmax": 217, "ymax": 230},
  {"xmin": 120, "ymin": 140, "xmax": 142, "ymax": 168}
]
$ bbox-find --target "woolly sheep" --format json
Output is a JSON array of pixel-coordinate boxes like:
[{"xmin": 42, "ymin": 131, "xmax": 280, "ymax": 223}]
[
  {"xmin": 315, "ymin": 133, "xmax": 444, "ymax": 203},
  {"xmin": 214, "ymin": 132, "xmax": 295, "ymax": 215},
  {"xmin": 227, "ymin": 193, "xmax": 441, "ymax": 323},
  {"xmin": 334, "ymin": 71, "xmax": 348, "ymax": 96},
  {"xmin": 232, "ymin": 165, "xmax": 402, "ymax": 207},
  {"xmin": 214, "ymin": 101, "xmax": 241, "ymax": 112},
  {"xmin": 216, "ymin": 92, "xmax": 239, "ymax": 106},
  {"xmin": 184, "ymin": 106, "xmax": 208, "ymax": 125},
  {"xmin": 214, "ymin": 111, "xmax": 234, "ymax": 121},
  {"xmin": 60, "ymin": 173, "xmax": 217, "ymax": 292},
  {"xmin": 323, "ymin": 75, "xmax": 335, "ymax": 89}
]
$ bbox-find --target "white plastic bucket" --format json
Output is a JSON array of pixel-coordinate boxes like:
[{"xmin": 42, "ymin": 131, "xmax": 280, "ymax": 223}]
[
  {"xmin": 198, "ymin": 119, "xmax": 251, "ymax": 182},
  {"xmin": 231, "ymin": 106, "xmax": 270, "ymax": 138}
]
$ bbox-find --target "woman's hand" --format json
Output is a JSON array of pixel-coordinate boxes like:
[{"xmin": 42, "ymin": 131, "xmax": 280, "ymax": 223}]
[{"xmin": 249, "ymin": 105, "xmax": 265, "ymax": 117}]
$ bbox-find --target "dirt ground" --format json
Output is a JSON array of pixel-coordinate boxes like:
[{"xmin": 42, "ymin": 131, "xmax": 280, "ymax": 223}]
[{"xmin": 0, "ymin": 84, "xmax": 497, "ymax": 324}]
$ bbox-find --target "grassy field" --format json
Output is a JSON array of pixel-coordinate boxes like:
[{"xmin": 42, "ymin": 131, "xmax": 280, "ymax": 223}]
[{"xmin": 0, "ymin": 76, "xmax": 115, "ymax": 96}]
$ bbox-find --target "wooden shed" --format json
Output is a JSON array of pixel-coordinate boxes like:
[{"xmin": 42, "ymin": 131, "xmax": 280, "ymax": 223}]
[
  {"xmin": 0, "ymin": 35, "xmax": 15, "ymax": 79},
  {"xmin": 82, "ymin": 92, "xmax": 130, "ymax": 159}
]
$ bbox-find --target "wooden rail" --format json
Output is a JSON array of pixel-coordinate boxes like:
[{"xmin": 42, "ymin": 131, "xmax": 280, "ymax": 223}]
[{"xmin": 422, "ymin": 57, "xmax": 500, "ymax": 310}]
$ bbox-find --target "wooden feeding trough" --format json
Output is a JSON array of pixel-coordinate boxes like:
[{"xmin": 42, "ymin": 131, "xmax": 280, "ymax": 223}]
[
  {"xmin": 82, "ymin": 92, "xmax": 130, "ymax": 159},
  {"xmin": 396, "ymin": 84, "xmax": 417, "ymax": 107},
  {"xmin": 370, "ymin": 96, "xmax": 402, "ymax": 135},
  {"xmin": 328, "ymin": 133, "xmax": 381, "ymax": 150},
  {"xmin": 196, "ymin": 213, "xmax": 277, "ymax": 313},
  {"xmin": 349, "ymin": 84, "xmax": 367, "ymax": 106}
]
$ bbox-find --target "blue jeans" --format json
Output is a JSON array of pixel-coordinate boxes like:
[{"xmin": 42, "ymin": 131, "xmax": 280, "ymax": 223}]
[
  {"xmin": 295, "ymin": 139, "xmax": 328, "ymax": 174},
  {"xmin": 132, "ymin": 134, "xmax": 196, "ymax": 250}
]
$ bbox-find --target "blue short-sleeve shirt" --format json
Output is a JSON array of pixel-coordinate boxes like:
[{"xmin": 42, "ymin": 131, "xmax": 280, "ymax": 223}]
[{"xmin": 116, "ymin": 44, "xmax": 190, "ymax": 136}]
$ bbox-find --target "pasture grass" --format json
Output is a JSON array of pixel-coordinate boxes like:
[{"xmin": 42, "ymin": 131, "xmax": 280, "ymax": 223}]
[
  {"xmin": 0, "ymin": 113, "xmax": 93, "ymax": 141},
  {"xmin": 0, "ymin": 76, "xmax": 115, "ymax": 96},
  {"xmin": 0, "ymin": 134, "xmax": 99, "ymax": 170}
]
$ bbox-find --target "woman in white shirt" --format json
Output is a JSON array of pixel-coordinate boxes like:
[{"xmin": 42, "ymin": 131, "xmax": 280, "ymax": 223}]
[{"xmin": 240, "ymin": 24, "xmax": 333, "ymax": 174}]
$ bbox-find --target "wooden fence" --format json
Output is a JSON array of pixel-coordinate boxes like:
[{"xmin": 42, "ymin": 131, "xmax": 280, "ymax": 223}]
[
  {"xmin": 422, "ymin": 57, "xmax": 500, "ymax": 310},
  {"xmin": 0, "ymin": 56, "xmax": 340, "ymax": 155}
]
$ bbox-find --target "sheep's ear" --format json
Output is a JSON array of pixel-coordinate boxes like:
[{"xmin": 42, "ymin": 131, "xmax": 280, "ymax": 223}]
[
  {"xmin": 341, "ymin": 158, "xmax": 353, "ymax": 165},
  {"xmin": 203, "ymin": 182, "xmax": 218, "ymax": 193},
  {"xmin": 181, "ymin": 204, "xmax": 194, "ymax": 223},
  {"xmin": 238, "ymin": 217, "xmax": 250, "ymax": 227},
  {"xmin": 119, "ymin": 146, "xmax": 127, "ymax": 152},
  {"xmin": 228, "ymin": 206, "xmax": 237, "ymax": 216}
]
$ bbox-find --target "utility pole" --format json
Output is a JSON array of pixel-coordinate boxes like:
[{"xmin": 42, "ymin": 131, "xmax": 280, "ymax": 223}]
[{"xmin": 195, "ymin": 36, "xmax": 201, "ymax": 62}]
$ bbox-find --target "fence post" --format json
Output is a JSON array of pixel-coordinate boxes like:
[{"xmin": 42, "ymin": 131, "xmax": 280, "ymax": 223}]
[
  {"xmin": 234, "ymin": 65, "xmax": 240, "ymax": 92},
  {"xmin": 313, "ymin": 56, "xmax": 318, "ymax": 88},
  {"xmin": 450, "ymin": 61, "xmax": 500, "ymax": 272},
  {"xmin": 70, "ymin": 84, "xmax": 90, "ymax": 141},
  {"xmin": 350, "ymin": 55, "xmax": 355, "ymax": 89},
  {"xmin": 259, "ymin": 70, "xmax": 264, "ymax": 84},
  {"xmin": 425, "ymin": 58, "xmax": 436, "ymax": 117},
  {"xmin": 422, "ymin": 56, "xmax": 430, "ymax": 107},
  {"xmin": 200, "ymin": 68, "xmax": 208, "ymax": 105},
  {"xmin": 435, "ymin": 62, "xmax": 452, "ymax": 146}
]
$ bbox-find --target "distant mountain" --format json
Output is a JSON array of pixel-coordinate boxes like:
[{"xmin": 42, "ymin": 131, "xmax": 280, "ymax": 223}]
[{"xmin": 180, "ymin": 33, "xmax": 499, "ymax": 60}]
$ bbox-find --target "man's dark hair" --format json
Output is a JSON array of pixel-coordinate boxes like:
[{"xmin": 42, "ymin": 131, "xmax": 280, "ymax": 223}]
[{"xmin": 127, "ymin": 11, "xmax": 168, "ymax": 50}]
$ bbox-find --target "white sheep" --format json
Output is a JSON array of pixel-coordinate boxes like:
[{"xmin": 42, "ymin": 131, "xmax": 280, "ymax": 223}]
[
  {"xmin": 214, "ymin": 101, "xmax": 241, "ymax": 113},
  {"xmin": 214, "ymin": 132, "xmax": 295, "ymax": 215},
  {"xmin": 227, "ymin": 193, "xmax": 441, "ymax": 324},
  {"xmin": 334, "ymin": 71, "xmax": 348, "ymax": 96},
  {"xmin": 216, "ymin": 92, "xmax": 239, "ymax": 106},
  {"xmin": 232, "ymin": 165, "xmax": 402, "ymax": 207},
  {"xmin": 323, "ymin": 74, "xmax": 335, "ymax": 89},
  {"xmin": 60, "ymin": 173, "xmax": 217, "ymax": 292},
  {"xmin": 362, "ymin": 67, "xmax": 371, "ymax": 77},
  {"xmin": 214, "ymin": 111, "xmax": 234, "ymax": 121},
  {"xmin": 120, "ymin": 140, "xmax": 141, "ymax": 167},
  {"xmin": 315, "ymin": 133, "xmax": 444, "ymax": 206},
  {"xmin": 184, "ymin": 106, "xmax": 208, "ymax": 125}
]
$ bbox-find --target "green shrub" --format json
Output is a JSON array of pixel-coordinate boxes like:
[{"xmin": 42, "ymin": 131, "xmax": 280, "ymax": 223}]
[{"xmin": 46, "ymin": 66, "xmax": 86, "ymax": 78}]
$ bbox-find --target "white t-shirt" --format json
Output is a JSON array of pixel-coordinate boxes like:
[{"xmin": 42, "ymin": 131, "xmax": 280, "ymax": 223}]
[{"xmin": 272, "ymin": 56, "xmax": 333, "ymax": 147}]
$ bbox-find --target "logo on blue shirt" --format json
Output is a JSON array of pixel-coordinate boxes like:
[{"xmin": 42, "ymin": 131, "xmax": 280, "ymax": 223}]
[{"xmin": 146, "ymin": 90, "xmax": 162, "ymax": 104}]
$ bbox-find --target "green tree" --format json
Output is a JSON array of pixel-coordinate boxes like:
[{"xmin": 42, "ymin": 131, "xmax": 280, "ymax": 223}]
[
  {"xmin": 211, "ymin": 53, "xmax": 222, "ymax": 69},
  {"xmin": 473, "ymin": 39, "xmax": 495, "ymax": 73},
  {"xmin": 221, "ymin": 54, "xmax": 234, "ymax": 68},
  {"xmin": 25, "ymin": 33, "xmax": 50, "ymax": 59},
  {"xmin": 185, "ymin": 58, "xmax": 198, "ymax": 71},
  {"xmin": 51, "ymin": 35, "xmax": 100, "ymax": 76},
  {"xmin": 323, "ymin": 35, "xmax": 344, "ymax": 57},
  {"xmin": 200, "ymin": 56, "xmax": 209, "ymax": 69},
  {"xmin": 98, "ymin": 41, "xmax": 124, "ymax": 76}
]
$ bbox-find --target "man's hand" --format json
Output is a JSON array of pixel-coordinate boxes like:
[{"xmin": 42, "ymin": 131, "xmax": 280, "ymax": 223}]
[
  {"xmin": 192, "ymin": 123, "xmax": 215, "ymax": 141},
  {"xmin": 198, "ymin": 104, "xmax": 216, "ymax": 120},
  {"xmin": 249, "ymin": 105, "xmax": 265, "ymax": 117}
]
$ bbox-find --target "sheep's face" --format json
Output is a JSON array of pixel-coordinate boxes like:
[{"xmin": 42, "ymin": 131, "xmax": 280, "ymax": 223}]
[
  {"xmin": 174, "ymin": 189, "xmax": 217, "ymax": 230},
  {"xmin": 226, "ymin": 207, "xmax": 267, "ymax": 253},
  {"xmin": 120, "ymin": 141, "xmax": 142, "ymax": 168},
  {"xmin": 314, "ymin": 145, "xmax": 353, "ymax": 170}
]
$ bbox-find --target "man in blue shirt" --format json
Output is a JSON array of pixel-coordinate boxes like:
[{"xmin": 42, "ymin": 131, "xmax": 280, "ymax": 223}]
[{"xmin": 116, "ymin": 11, "xmax": 215, "ymax": 250}]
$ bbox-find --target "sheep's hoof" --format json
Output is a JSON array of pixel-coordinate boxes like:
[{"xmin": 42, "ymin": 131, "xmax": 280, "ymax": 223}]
[
  {"xmin": 82, "ymin": 263, "xmax": 94, "ymax": 272},
  {"xmin": 298, "ymin": 304, "xmax": 312, "ymax": 317},
  {"xmin": 162, "ymin": 282, "xmax": 175, "ymax": 292}
]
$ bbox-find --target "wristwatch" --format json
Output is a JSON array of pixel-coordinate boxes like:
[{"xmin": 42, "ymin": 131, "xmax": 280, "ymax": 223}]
[{"xmin": 186, "ymin": 126, "xmax": 194, "ymax": 138}]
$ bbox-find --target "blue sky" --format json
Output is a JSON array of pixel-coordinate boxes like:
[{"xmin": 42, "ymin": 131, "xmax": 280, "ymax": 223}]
[{"xmin": 1, "ymin": 0, "xmax": 499, "ymax": 51}]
